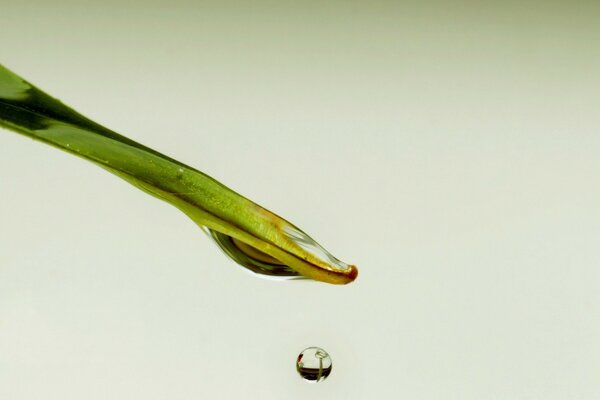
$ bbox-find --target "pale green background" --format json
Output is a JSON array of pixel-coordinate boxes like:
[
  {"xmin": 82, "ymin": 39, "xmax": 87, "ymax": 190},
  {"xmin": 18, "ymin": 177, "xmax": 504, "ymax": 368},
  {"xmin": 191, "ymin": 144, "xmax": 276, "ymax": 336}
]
[{"xmin": 1, "ymin": 1, "xmax": 599, "ymax": 399}]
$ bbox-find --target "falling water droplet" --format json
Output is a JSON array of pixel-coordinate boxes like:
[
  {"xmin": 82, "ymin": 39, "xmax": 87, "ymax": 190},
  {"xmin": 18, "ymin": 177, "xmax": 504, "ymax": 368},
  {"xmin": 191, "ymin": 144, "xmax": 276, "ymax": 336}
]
[{"xmin": 296, "ymin": 347, "xmax": 332, "ymax": 383}]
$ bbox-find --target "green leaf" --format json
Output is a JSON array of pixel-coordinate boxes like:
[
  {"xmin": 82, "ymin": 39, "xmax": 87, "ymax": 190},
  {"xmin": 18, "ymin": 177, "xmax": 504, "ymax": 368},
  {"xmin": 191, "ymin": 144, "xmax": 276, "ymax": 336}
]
[{"xmin": 0, "ymin": 64, "xmax": 357, "ymax": 285}]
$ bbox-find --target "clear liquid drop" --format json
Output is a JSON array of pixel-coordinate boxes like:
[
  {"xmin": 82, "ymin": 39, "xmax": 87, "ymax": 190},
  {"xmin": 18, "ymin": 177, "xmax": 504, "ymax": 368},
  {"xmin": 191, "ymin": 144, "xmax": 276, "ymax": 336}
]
[{"xmin": 296, "ymin": 347, "xmax": 332, "ymax": 383}]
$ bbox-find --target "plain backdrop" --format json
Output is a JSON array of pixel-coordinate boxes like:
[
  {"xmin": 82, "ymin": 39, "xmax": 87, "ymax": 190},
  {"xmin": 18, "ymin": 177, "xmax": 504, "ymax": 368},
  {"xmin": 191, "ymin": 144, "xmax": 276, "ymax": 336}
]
[{"xmin": 1, "ymin": 1, "xmax": 599, "ymax": 399}]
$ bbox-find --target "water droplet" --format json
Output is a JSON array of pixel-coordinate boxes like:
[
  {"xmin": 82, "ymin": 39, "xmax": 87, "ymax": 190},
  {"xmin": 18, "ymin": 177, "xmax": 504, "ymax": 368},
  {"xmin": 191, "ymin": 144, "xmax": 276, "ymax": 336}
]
[{"xmin": 296, "ymin": 347, "xmax": 332, "ymax": 383}]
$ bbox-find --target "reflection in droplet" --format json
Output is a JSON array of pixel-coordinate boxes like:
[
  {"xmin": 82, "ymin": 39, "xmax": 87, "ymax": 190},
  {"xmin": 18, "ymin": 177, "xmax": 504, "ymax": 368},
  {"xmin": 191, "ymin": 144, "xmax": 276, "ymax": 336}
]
[{"xmin": 296, "ymin": 347, "xmax": 332, "ymax": 383}]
